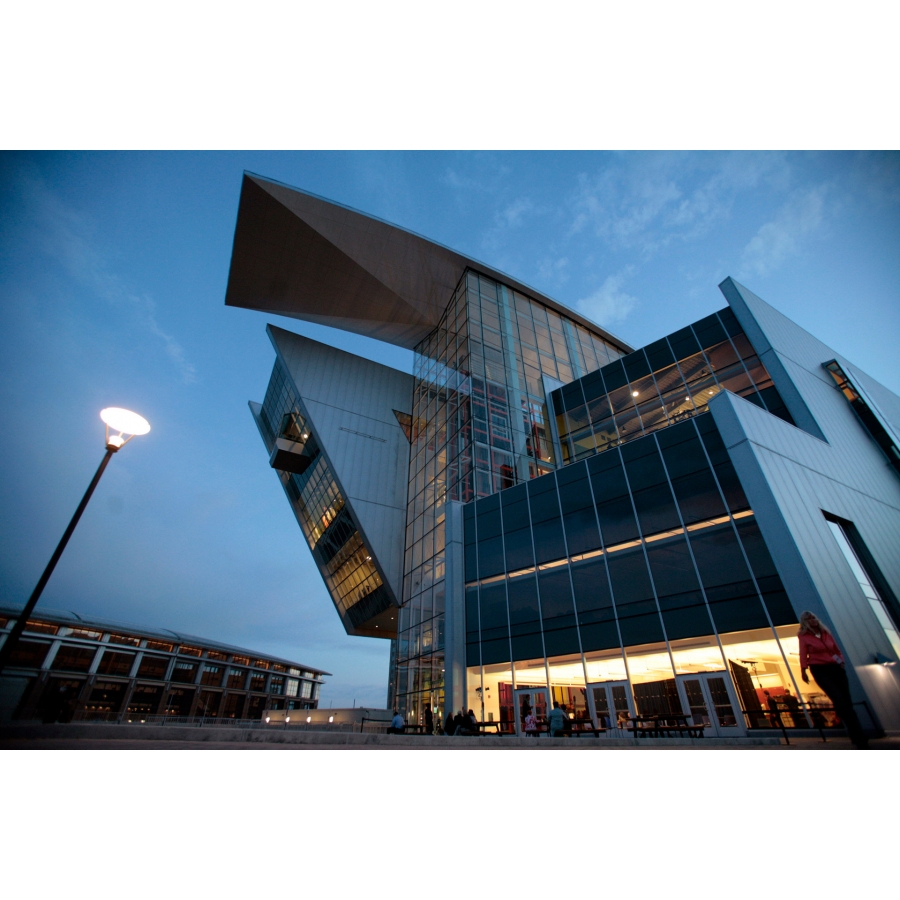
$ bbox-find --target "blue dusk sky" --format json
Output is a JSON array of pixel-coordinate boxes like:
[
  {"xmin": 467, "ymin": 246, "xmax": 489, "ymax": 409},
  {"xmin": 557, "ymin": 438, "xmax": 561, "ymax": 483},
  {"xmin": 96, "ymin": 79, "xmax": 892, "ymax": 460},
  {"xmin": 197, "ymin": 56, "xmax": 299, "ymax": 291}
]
[{"xmin": 1, "ymin": 151, "xmax": 898, "ymax": 708}]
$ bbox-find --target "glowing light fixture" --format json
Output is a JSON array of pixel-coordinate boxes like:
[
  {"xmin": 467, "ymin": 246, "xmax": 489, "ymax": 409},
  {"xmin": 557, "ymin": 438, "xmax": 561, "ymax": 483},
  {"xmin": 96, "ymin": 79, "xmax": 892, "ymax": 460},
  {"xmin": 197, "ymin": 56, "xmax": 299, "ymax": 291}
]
[
  {"xmin": 0, "ymin": 405, "xmax": 152, "ymax": 678},
  {"xmin": 632, "ymin": 391, "xmax": 639, "ymax": 397},
  {"xmin": 265, "ymin": 716, "xmax": 271, "ymax": 723},
  {"xmin": 306, "ymin": 715, "xmax": 312, "ymax": 723},
  {"xmin": 328, "ymin": 715, "xmax": 334, "ymax": 723},
  {"xmin": 100, "ymin": 407, "xmax": 151, "ymax": 451}
]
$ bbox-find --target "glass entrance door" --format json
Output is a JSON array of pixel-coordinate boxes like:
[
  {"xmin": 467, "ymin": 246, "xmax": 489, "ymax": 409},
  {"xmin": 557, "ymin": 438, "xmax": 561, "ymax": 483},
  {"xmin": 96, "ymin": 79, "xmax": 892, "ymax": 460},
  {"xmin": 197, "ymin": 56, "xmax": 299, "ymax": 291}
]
[
  {"xmin": 587, "ymin": 681, "xmax": 634, "ymax": 736},
  {"xmin": 676, "ymin": 671, "xmax": 745, "ymax": 737},
  {"xmin": 513, "ymin": 687, "xmax": 550, "ymax": 736}
]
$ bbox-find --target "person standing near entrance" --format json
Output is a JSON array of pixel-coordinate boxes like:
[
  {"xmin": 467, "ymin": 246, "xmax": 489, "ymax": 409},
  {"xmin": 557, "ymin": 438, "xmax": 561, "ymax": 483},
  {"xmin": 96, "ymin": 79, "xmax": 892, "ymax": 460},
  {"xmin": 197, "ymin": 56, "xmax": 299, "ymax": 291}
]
[
  {"xmin": 798, "ymin": 611, "xmax": 868, "ymax": 749},
  {"xmin": 424, "ymin": 703, "xmax": 434, "ymax": 735}
]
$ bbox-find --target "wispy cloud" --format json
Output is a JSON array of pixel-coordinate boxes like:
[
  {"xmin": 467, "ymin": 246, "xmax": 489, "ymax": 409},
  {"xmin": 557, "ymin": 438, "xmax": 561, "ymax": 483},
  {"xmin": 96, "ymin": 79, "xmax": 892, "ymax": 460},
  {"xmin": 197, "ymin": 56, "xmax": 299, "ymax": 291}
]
[
  {"xmin": 14, "ymin": 170, "xmax": 197, "ymax": 383},
  {"xmin": 497, "ymin": 197, "xmax": 533, "ymax": 227},
  {"xmin": 570, "ymin": 152, "xmax": 791, "ymax": 257},
  {"xmin": 739, "ymin": 186, "xmax": 828, "ymax": 276},
  {"xmin": 575, "ymin": 270, "xmax": 638, "ymax": 327}
]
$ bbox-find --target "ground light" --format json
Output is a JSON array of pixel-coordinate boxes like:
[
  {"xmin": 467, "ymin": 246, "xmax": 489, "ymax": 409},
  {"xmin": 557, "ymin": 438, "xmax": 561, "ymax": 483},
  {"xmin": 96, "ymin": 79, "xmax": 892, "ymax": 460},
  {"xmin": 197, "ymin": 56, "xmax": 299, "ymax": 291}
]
[{"xmin": 0, "ymin": 407, "xmax": 151, "ymax": 678}]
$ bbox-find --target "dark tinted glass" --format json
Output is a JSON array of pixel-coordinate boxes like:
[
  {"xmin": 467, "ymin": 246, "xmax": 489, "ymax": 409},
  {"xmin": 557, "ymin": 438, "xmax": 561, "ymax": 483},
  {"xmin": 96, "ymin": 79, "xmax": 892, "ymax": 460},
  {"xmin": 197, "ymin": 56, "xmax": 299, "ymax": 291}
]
[
  {"xmin": 668, "ymin": 327, "xmax": 701, "ymax": 358},
  {"xmin": 656, "ymin": 421, "xmax": 708, "ymax": 476},
  {"xmin": 479, "ymin": 582, "xmax": 509, "ymax": 642},
  {"xmin": 511, "ymin": 633, "xmax": 544, "ymax": 661},
  {"xmin": 563, "ymin": 507, "xmax": 603, "ymax": 555},
  {"xmin": 477, "ymin": 536, "xmax": 505, "ymax": 579},
  {"xmin": 689, "ymin": 523, "xmax": 752, "ymax": 587},
  {"xmin": 538, "ymin": 568, "xmax": 576, "ymax": 627},
  {"xmin": 476, "ymin": 494, "xmax": 502, "ymax": 539},
  {"xmin": 543, "ymin": 627, "xmax": 581, "ymax": 657},
  {"xmin": 481, "ymin": 638, "xmax": 510, "ymax": 666},
  {"xmin": 705, "ymin": 581, "xmax": 769, "ymax": 633},
  {"xmin": 465, "ymin": 586, "xmax": 479, "ymax": 641},
  {"xmin": 622, "ymin": 350, "xmax": 651, "ymax": 381},
  {"xmin": 595, "ymin": 497, "xmax": 639, "ymax": 545},
  {"xmin": 97, "ymin": 651, "xmax": 135, "ymax": 676},
  {"xmin": 645, "ymin": 338, "xmax": 676, "ymax": 371},
  {"xmin": 621, "ymin": 438, "xmax": 667, "ymax": 489},
  {"xmin": 735, "ymin": 519, "xmax": 778, "ymax": 579},
  {"xmin": 717, "ymin": 307, "xmax": 743, "ymax": 337},
  {"xmin": 465, "ymin": 540, "xmax": 478, "ymax": 583},
  {"xmin": 557, "ymin": 462, "xmax": 592, "ymax": 513},
  {"xmin": 671, "ymin": 470, "xmax": 727, "ymax": 524},
  {"xmin": 532, "ymin": 519, "xmax": 566, "ymax": 564},
  {"xmin": 528, "ymin": 478, "xmax": 561, "ymax": 523},
  {"xmin": 587, "ymin": 450, "xmax": 628, "ymax": 500},
  {"xmin": 692, "ymin": 314, "xmax": 728, "ymax": 347},
  {"xmin": 646, "ymin": 537, "xmax": 701, "ymax": 597},
  {"xmin": 571, "ymin": 558, "xmax": 613, "ymax": 617},
  {"xmin": 578, "ymin": 621, "xmax": 621, "ymax": 652},
  {"xmin": 463, "ymin": 503, "xmax": 476, "ymax": 545},
  {"xmin": 601, "ymin": 360, "xmax": 627, "ymax": 391},
  {"xmin": 51, "ymin": 645, "xmax": 96, "ymax": 673},
  {"xmin": 6, "ymin": 639, "xmax": 50, "ymax": 668},
  {"xmin": 757, "ymin": 574, "xmax": 796, "ymax": 625},
  {"xmin": 606, "ymin": 547, "xmax": 655, "ymax": 609},
  {"xmin": 562, "ymin": 381, "xmax": 586, "ymax": 411},
  {"xmin": 580, "ymin": 370, "xmax": 606, "ymax": 402},
  {"xmin": 631, "ymin": 485, "xmax": 681, "ymax": 535},
  {"xmin": 507, "ymin": 576, "xmax": 541, "ymax": 630},
  {"xmin": 504, "ymin": 528, "xmax": 534, "ymax": 570},
  {"xmin": 137, "ymin": 655, "xmax": 169, "ymax": 679},
  {"xmin": 660, "ymin": 600, "xmax": 715, "ymax": 641}
]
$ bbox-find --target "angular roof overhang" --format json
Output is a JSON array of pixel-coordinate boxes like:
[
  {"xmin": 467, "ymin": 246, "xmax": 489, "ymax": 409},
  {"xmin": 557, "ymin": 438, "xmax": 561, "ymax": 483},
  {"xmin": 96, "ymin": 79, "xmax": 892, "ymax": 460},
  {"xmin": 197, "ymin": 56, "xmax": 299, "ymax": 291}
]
[{"xmin": 225, "ymin": 173, "xmax": 632, "ymax": 353}]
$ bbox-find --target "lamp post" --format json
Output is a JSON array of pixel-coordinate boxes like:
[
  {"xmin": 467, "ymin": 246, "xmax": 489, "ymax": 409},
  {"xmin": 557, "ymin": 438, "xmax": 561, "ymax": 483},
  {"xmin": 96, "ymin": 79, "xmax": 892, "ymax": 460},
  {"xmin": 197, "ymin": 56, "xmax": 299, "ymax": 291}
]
[{"xmin": 0, "ymin": 407, "xmax": 150, "ymax": 678}]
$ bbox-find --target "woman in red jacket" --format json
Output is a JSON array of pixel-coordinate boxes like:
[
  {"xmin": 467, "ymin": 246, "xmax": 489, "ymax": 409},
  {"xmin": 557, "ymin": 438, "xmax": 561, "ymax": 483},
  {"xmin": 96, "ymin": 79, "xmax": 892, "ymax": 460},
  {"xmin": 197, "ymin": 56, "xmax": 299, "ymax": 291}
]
[{"xmin": 799, "ymin": 611, "xmax": 868, "ymax": 749}]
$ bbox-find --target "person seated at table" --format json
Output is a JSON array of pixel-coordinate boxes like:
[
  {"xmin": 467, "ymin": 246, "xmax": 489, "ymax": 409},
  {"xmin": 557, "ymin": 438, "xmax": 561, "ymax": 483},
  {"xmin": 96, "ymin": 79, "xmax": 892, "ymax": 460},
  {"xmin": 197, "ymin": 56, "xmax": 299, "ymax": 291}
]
[
  {"xmin": 457, "ymin": 709, "xmax": 479, "ymax": 736},
  {"xmin": 548, "ymin": 701, "xmax": 571, "ymax": 737},
  {"xmin": 387, "ymin": 710, "xmax": 405, "ymax": 734}
]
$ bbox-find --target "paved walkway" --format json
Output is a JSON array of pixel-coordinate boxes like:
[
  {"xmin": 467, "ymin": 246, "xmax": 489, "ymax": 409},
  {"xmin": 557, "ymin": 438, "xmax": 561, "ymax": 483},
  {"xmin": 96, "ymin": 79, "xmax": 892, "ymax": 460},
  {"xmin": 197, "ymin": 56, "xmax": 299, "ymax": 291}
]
[{"xmin": 2, "ymin": 724, "xmax": 897, "ymax": 750}]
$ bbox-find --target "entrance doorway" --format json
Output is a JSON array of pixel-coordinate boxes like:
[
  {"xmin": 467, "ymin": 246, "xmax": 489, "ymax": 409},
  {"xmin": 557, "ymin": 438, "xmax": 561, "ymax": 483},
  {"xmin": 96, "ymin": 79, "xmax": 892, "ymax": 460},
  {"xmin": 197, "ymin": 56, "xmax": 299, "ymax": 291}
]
[
  {"xmin": 587, "ymin": 680, "xmax": 634, "ymax": 735},
  {"xmin": 676, "ymin": 671, "xmax": 745, "ymax": 737},
  {"xmin": 513, "ymin": 687, "xmax": 549, "ymax": 736}
]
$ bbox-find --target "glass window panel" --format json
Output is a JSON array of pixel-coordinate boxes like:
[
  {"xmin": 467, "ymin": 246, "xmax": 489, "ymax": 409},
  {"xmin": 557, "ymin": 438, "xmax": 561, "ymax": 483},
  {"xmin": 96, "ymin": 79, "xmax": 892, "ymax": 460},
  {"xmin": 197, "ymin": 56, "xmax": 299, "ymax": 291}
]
[
  {"xmin": 97, "ymin": 651, "xmax": 135, "ymax": 676},
  {"xmin": 6, "ymin": 639, "xmax": 51, "ymax": 668},
  {"xmin": 51, "ymin": 645, "xmax": 96, "ymax": 673},
  {"xmin": 631, "ymin": 485, "xmax": 681, "ymax": 535},
  {"xmin": 503, "ymin": 528, "xmax": 534, "ymax": 570},
  {"xmin": 137, "ymin": 655, "xmax": 170, "ymax": 680},
  {"xmin": 625, "ymin": 642, "xmax": 679, "ymax": 715},
  {"xmin": 479, "ymin": 582, "xmax": 509, "ymax": 635},
  {"xmin": 720, "ymin": 626, "xmax": 807, "ymax": 727},
  {"xmin": 563, "ymin": 507, "xmax": 602, "ymax": 556},
  {"xmin": 477, "ymin": 536, "xmax": 505, "ymax": 579},
  {"xmin": 595, "ymin": 497, "xmax": 640, "ymax": 545},
  {"xmin": 538, "ymin": 567, "xmax": 576, "ymax": 628},
  {"xmin": 532, "ymin": 519, "xmax": 566, "ymax": 565},
  {"xmin": 671, "ymin": 471, "xmax": 727, "ymax": 524},
  {"xmin": 507, "ymin": 575, "xmax": 541, "ymax": 628}
]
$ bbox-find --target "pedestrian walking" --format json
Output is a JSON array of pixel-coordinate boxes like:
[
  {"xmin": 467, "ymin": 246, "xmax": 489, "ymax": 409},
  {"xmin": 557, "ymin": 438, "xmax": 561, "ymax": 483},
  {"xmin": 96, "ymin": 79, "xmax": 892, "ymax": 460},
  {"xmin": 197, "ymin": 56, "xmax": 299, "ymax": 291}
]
[{"xmin": 798, "ymin": 611, "xmax": 868, "ymax": 748}]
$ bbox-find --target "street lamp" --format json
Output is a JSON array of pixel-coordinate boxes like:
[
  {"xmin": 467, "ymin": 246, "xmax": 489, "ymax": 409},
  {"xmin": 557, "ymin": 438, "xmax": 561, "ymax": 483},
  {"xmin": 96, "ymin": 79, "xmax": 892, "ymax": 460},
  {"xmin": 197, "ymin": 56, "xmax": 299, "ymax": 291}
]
[{"xmin": 0, "ymin": 407, "xmax": 150, "ymax": 677}]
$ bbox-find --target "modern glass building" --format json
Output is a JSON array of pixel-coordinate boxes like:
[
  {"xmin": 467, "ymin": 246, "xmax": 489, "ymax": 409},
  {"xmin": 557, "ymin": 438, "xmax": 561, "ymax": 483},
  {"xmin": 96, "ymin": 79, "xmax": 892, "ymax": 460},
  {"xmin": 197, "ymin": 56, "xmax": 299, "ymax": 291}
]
[{"xmin": 226, "ymin": 173, "xmax": 900, "ymax": 738}]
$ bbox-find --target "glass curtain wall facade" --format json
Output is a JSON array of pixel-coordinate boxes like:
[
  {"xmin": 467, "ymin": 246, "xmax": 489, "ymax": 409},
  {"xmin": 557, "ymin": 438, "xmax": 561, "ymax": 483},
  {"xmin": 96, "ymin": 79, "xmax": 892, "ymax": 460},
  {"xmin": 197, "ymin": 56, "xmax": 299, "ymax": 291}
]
[
  {"xmin": 463, "ymin": 413, "xmax": 826, "ymax": 734},
  {"xmin": 395, "ymin": 270, "xmax": 625, "ymax": 723},
  {"xmin": 553, "ymin": 306, "xmax": 794, "ymax": 463},
  {"xmin": 256, "ymin": 359, "xmax": 391, "ymax": 632}
]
